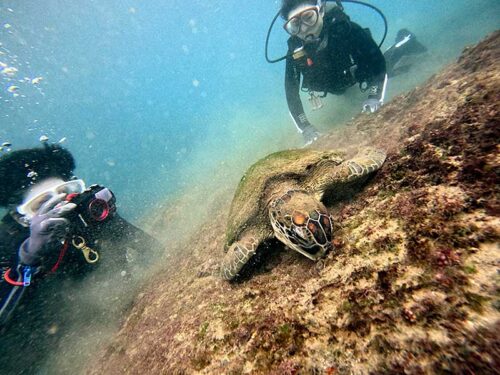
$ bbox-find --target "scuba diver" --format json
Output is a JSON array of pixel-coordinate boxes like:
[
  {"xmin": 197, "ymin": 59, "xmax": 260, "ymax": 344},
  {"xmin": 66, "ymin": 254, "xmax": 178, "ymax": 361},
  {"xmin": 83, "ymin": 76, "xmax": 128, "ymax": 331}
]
[
  {"xmin": 0, "ymin": 143, "xmax": 162, "ymax": 329},
  {"xmin": 270, "ymin": 1, "xmax": 427, "ymax": 145},
  {"xmin": 383, "ymin": 28, "xmax": 428, "ymax": 78},
  {"xmin": 280, "ymin": 0, "xmax": 388, "ymax": 145}
]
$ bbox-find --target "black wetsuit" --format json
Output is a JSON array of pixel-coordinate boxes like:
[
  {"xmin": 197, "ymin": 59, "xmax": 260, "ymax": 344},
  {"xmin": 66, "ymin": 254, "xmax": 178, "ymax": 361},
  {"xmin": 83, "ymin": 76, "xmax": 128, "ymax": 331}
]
[
  {"xmin": 0, "ymin": 210, "xmax": 161, "ymax": 327},
  {"xmin": 383, "ymin": 30, "xmax": 428, "ymax": 77},
  {"xmin": 0, "ymin": 209, "xmax": 162, "ymax": 373},
  {"xmin": 285, "ymin": 7, "xmax": 386, "ymax": 131}
]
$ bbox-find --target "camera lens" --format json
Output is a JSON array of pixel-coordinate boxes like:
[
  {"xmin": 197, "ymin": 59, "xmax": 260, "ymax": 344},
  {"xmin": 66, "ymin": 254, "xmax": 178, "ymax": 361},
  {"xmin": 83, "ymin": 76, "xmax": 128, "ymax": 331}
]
[{"xmin": 88, "ymin": 198, "xmax": 110, "ymax": 221}]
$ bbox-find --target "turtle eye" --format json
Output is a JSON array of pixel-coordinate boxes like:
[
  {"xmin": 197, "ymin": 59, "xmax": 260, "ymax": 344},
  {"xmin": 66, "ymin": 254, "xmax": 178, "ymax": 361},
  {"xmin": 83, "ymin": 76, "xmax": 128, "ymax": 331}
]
[{"xmin": 292, "ymin": 212, "xmax": 307, "ymax": 226}]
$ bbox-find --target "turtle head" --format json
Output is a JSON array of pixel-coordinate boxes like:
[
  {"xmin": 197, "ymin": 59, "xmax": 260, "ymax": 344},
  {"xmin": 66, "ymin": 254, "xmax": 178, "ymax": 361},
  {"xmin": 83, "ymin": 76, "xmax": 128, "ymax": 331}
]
[{"xmin": 269, "ymin": 190, "xmax": 333, "ymax": 260}]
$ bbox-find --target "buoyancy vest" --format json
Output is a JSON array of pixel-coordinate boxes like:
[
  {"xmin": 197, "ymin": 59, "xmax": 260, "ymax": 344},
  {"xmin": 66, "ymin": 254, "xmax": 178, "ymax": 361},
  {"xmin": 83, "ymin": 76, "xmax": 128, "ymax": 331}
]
[{"xmin": 288, "ymin": 7, "xmax": 373, "ymax": 94}]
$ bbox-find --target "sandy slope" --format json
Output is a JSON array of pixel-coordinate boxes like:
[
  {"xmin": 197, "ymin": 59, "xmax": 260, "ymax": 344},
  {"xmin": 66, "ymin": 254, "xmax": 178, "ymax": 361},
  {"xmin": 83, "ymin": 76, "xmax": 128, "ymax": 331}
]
[{"xmin": 89, "ymin": 31, "xmax": 499, "ymax": 374}]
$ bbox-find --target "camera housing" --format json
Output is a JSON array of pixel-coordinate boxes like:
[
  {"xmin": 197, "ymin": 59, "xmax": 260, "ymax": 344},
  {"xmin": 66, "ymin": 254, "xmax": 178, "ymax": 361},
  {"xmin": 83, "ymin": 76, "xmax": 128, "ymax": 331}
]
[{"xmin": 66, "ymin": 185, "xmax": 116, "ymax": 235}]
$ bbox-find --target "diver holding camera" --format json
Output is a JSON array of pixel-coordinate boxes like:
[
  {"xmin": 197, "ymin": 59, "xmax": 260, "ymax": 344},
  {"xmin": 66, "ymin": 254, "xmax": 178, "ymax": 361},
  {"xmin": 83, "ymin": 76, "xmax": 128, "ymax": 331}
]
[{"xmin": 0, "ymin": 143, "xmax": 162, "ymax": 328}]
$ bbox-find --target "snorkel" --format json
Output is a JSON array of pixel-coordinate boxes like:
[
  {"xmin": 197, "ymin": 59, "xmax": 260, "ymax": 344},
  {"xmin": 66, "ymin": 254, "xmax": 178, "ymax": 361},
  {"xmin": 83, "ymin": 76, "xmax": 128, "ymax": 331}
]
[{"xmin": 265, "ymin": 0, "xmax": 388, "ymax": 63}]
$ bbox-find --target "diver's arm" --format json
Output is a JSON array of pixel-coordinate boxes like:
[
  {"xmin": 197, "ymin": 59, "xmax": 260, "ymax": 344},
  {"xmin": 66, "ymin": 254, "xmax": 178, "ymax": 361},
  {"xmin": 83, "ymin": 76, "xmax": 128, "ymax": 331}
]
[
  {"xmin": 352, "ymin": 23, "xmax": 387, "ymax": 111},
  {"xmin": 363, "ymin": 33, "xmax": 386, "ymax": 99},
  {"xmin": 285, "ymin": 58, "xmax": 311, "ymax": 132},
  {"xmin": 351, "ymin": 23, "xmax": 386, "ymax": 88},
  {"xmin": 0, "ymin": 197, "xmax": 76, "ymax": 327}
]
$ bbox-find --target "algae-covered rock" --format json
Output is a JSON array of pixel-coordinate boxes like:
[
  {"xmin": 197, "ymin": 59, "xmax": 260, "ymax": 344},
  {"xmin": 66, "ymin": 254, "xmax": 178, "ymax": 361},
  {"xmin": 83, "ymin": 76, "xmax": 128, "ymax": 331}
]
[{"xmin": 90, "ymin": 31, "xmax": 500, "ymax": 374}]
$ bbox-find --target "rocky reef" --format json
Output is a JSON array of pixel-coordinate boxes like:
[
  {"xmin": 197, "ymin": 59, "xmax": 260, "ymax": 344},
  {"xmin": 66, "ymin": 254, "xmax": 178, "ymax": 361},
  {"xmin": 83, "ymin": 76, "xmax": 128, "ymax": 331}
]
[{"xmin": 89, "ymin": 32, "xmax": 499, "ymax": 374}]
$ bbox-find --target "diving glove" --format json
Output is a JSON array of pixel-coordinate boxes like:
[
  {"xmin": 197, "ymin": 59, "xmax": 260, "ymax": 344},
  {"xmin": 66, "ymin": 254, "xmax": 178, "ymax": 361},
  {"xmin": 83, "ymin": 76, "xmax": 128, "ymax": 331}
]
[
  {"xmin": 18, "ymin": 194, "xmax": 76, "ymax": 266},
  {"xmin": 302, "ymin": 125, "xmax": 321, "ymax": 146},
  {"xmin": 362, "ymin": 97, "xmax": 382, "ymax": 114}
]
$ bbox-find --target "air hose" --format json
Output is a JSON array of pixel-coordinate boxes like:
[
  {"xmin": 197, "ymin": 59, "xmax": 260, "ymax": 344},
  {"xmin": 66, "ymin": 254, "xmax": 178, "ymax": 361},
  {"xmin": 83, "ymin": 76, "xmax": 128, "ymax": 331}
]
[{"xmin": 265, "ymin": 0, "xmax": 388, "ymax": 63}]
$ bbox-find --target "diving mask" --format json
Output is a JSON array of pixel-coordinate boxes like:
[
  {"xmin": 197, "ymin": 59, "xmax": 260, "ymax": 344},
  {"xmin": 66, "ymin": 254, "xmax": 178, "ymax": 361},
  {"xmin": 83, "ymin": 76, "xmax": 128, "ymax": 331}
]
[
  {"xmin": 17, "ymin": 179, "xmax": 86, "ymax": 218},
  {"xmin": 284, "ymin": 5, "xmax": 321, "ymax": 36}
]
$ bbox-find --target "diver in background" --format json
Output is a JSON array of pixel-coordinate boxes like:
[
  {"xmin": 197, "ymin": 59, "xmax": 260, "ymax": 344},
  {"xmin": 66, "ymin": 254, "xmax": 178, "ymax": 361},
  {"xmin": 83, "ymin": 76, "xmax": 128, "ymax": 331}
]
[
  {"xmin": 384, "ymin": 28, "xmax": 428, "ymax": 78},
  {"xmin": 281, "ymin": 0, "xmax": 387, "ymax": 145},
  {"xmin": 0, "ymin": 143, "xmax": 162, "ymax": 330}
]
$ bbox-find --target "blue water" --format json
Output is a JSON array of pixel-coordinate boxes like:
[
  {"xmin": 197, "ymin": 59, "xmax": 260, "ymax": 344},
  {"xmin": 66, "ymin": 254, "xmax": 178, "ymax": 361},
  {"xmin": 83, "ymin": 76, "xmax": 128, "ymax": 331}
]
[{"xmin": 1, "ymin": 0, "xmax": 498, "ymax": 223}]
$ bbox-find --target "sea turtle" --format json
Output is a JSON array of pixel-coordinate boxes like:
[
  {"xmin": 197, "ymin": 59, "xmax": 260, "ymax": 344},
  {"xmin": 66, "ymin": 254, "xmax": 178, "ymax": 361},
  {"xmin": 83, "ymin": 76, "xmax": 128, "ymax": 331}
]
[{"xmin": 220, "ymin": 147, "xmax": 386, "ymax": 280}]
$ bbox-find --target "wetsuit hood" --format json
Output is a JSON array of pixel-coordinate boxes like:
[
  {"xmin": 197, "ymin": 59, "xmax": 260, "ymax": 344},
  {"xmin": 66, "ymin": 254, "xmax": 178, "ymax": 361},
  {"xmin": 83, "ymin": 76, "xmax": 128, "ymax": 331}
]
[{"xmin": 0, "ymin": 144, "xmax": 75, "ymax": 207}]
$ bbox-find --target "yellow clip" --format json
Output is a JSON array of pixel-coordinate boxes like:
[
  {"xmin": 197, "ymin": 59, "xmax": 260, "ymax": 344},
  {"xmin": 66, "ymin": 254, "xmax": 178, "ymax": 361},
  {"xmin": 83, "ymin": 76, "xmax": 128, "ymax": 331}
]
[
  {"xmin": 72, "ymin": 236, "xmax": 99, "ymax": 264},
  {"xmin": 292, "ymin": 46, "xmax": 305, "ymax": 60}
]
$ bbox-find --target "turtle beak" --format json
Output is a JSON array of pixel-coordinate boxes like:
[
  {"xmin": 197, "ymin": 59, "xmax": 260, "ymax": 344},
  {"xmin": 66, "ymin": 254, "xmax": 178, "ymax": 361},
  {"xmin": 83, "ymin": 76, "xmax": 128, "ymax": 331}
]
[{"xmin": 288, "ymin": 240, "xmax": 330, "ymax": 261}]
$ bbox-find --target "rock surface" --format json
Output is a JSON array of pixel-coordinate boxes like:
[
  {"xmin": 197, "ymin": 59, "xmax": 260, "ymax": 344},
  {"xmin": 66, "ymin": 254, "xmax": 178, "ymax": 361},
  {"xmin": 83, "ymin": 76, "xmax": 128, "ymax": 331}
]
[{"xmin": 89, "ymin": 32, "xmax": 499, "ymax": 374}]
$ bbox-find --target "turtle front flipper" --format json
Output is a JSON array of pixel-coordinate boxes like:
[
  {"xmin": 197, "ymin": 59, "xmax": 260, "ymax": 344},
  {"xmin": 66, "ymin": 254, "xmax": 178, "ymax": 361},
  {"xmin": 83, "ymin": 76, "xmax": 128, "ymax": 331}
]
[
  {"xmin": 220, "ymin": 229, "xmax": 270, "ymax": 281},
  {"xmin": 306, "ymin": 147, "xmax": 386, "ymax": 198},
  {"xmin": 343, "ymin": 147, "xmax": 386, "ymax": 181}
]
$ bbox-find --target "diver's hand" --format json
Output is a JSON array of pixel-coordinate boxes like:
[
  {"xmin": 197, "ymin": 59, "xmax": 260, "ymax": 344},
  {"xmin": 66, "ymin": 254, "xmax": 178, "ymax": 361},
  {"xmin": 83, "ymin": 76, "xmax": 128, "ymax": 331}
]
[
  {"xmin": 18, "ymin": 194, "xmax": 76, "ymax": 266},
  {"xmin": 302, "ymin": 124, "xmax": 321, "ymax": 147},
  {"xmin": 362, "ymin": 98, "xmax": 382, "ymax": 114}
]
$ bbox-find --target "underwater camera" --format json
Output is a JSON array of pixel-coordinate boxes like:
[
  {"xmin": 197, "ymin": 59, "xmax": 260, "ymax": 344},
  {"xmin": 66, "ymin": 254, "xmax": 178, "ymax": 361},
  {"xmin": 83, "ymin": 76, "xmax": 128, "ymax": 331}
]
[{"xmin": 66, "ymin": 184, "xmax": 116, "ymax": 233}]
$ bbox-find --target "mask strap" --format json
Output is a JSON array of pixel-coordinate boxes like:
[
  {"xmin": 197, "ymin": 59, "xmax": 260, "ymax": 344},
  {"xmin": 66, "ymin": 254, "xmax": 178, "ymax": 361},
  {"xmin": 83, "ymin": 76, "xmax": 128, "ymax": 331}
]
[{"xmin": 317, "ymin": 0, "xmax": 328, "ymax": 18}]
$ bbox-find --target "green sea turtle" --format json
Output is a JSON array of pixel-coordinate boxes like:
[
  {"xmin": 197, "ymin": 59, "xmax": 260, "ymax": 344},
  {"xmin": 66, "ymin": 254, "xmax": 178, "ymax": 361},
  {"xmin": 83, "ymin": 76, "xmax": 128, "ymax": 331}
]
[{"xmin": 220, "ymin": 147, "xmax": 386, "ymax": 280}]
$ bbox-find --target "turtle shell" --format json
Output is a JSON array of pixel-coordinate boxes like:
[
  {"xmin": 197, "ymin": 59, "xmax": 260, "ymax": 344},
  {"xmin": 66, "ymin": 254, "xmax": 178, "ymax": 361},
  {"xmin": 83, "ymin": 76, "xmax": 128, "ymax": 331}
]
[{"xmin": 226, "ymin": 149, "xmax": 344, "ymax": 246}]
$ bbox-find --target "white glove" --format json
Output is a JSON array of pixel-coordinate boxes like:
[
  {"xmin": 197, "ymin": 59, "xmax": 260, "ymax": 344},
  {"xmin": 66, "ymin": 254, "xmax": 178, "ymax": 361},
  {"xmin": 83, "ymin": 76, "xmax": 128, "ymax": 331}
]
[
  {"xmin": 18, "ymin": 194, "xmax": 76, "ymax": 266},
  {"xmin": 362, "ymin": 98, "xmax": 382, "ymax": 113}
]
